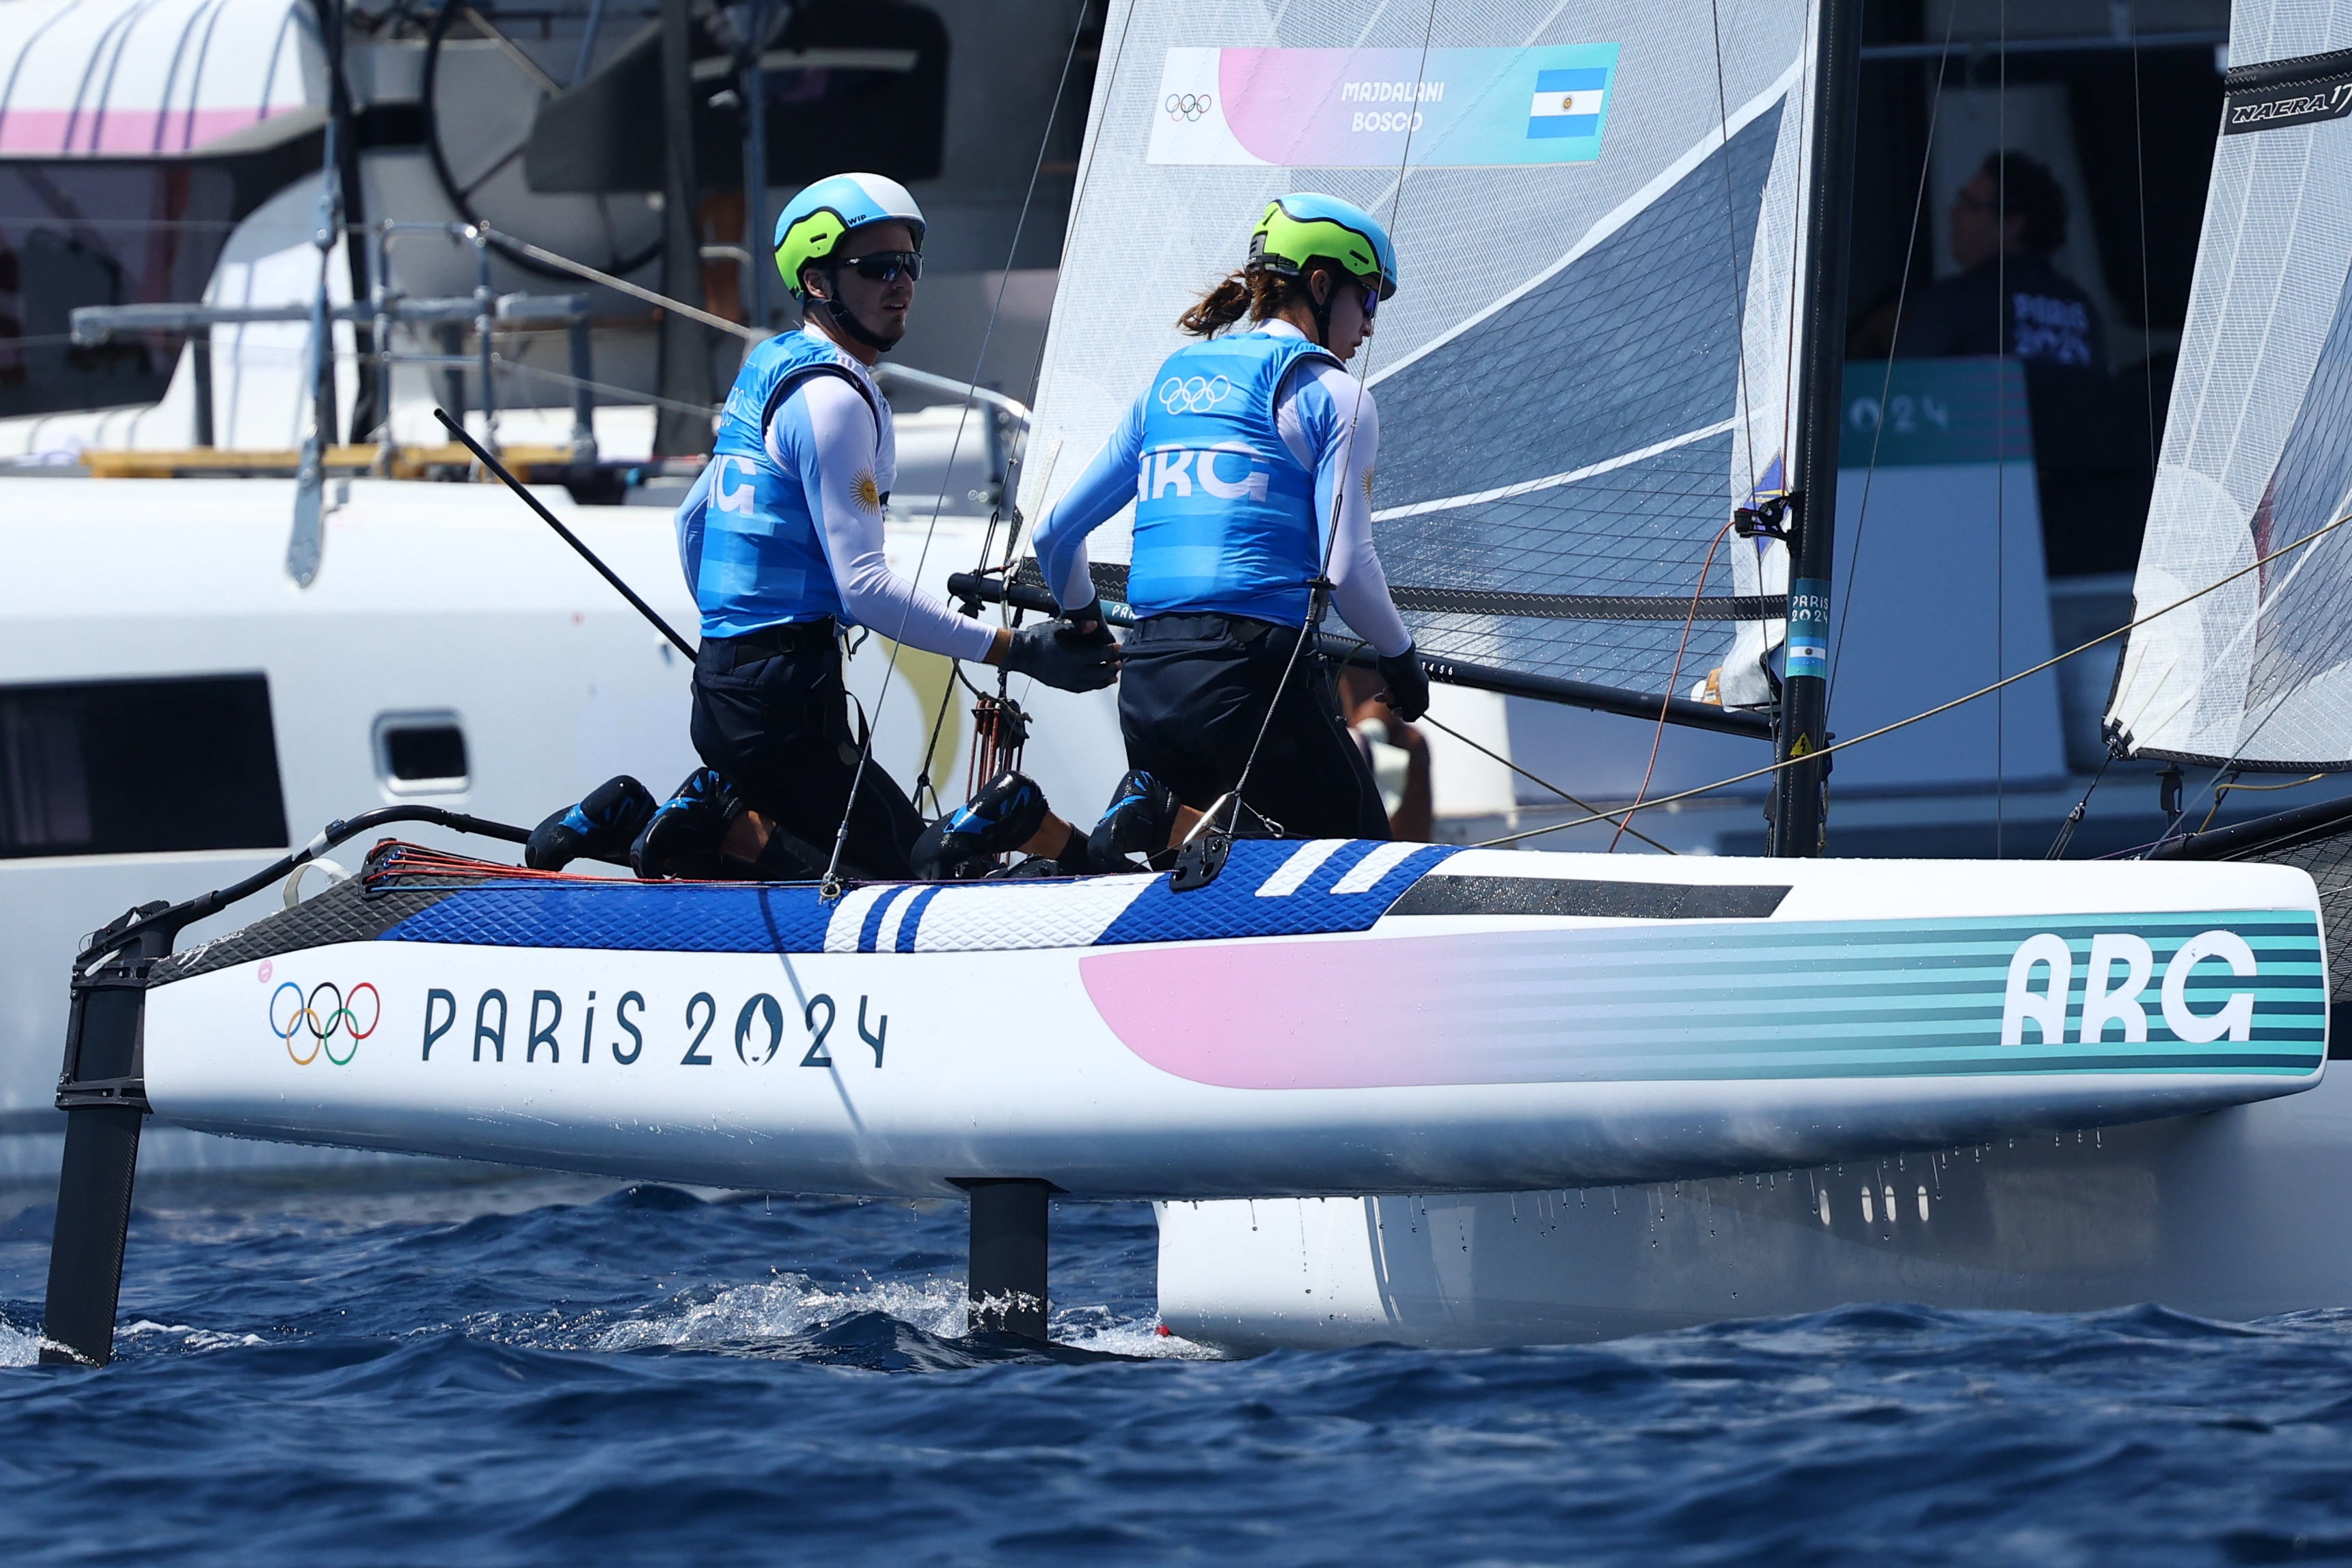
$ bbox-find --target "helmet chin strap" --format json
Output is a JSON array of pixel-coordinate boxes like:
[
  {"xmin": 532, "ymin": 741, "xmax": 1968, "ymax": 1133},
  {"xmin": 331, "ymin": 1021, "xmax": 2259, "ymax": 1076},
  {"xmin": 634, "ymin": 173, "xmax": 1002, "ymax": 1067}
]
[
  {"xmin": 817, "ymin": 265, "xmax": 899, "ymax": 353},
  {"xmin": 1304, "ymin": 269, "xmax": 1336, "ymax": 349}
]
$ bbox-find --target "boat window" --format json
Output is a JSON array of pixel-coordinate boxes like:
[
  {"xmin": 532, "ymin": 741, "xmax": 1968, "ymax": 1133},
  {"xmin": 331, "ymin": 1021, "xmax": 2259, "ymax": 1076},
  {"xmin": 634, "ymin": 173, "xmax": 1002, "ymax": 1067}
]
[
  {"xmin": 374, "ymin": 714, "xmax": 469, "ymax": 794},
  {"xmin": 0, "ymin": 674, "xmax": 288, "ymax": 858},
  {"xmin": 0, "ymin": 111, "xmax": 323, "ymax": 421},
  {"xmin": 0, "ymin": 162, "xmax": 238, "ymax": 419}
]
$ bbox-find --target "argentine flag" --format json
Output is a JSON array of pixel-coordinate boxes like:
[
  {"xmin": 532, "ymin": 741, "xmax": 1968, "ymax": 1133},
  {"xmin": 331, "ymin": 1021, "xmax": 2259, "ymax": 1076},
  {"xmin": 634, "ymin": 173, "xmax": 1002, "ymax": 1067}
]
[{"xmin": 1527, "ymin": 68, "xmax": 1607, "ymax": 139}]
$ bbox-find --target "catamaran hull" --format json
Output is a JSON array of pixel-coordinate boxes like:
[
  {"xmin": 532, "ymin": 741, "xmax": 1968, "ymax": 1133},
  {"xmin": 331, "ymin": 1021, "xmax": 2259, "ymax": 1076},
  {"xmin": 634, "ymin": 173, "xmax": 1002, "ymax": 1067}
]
[
  {"xmin": 137, "ymin": 841, "xmax": 2328, "ymax": 1200},
  {"xmin": 1157, "ymin": 1069, "xmax": 2352, "ymax": 1348},
  {"xmin": 143, "ymin": 935, "xmax": 2323, "ymax": 1198}
]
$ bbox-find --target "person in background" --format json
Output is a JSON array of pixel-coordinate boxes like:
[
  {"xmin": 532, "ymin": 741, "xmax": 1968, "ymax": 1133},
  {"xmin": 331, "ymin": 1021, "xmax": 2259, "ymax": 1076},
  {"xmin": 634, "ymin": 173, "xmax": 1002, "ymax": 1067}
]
[
  {"xmin": 525, "ymin": 173, "xmax": 1117, "ymax": 881},
  {"xmin": 1336, "ymin": 666, "xmax": 1432, "ymax": 841},
  {"xmin": 1028, "ymin": 193, "xmax": 1429, "ymax": 864},
  {"xmin": 1881, "ymin": 150, "xmax": 2105, "ymax": 369}
]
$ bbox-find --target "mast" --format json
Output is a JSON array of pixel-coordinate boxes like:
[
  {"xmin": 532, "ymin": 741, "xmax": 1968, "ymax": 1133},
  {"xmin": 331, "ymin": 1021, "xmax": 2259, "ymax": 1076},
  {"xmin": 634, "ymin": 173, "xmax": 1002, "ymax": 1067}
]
[{"xmin": 1768, "ymin": 0, "xmax": 1863, "ymax": 857}]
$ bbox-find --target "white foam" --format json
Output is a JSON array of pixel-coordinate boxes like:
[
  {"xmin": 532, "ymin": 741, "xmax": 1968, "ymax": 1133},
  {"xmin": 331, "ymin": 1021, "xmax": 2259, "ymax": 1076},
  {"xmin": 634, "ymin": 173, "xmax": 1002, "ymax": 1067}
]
[
  {"xmin": 593, "ymin": 1271, "xmax": 1228, "ymax": 1359},
  {"xmin": 120, "ymin": 1320, "xmax": 267, "ymax": 1351},
  {"xmin": 596, "ymin": 1272, "xmax": 968, "ymax": 1350}
]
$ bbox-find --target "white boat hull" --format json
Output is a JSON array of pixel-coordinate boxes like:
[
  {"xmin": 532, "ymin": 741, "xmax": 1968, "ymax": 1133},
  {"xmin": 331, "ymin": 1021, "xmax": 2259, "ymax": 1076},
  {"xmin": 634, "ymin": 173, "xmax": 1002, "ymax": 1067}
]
[
  {"xmin": 1158, "ymin": 1068, "xmax": 2352, "ymax": 1348},
  {"xmin": 139, "ymin": 842, "xmax": 2329, "ymax": 1198}
]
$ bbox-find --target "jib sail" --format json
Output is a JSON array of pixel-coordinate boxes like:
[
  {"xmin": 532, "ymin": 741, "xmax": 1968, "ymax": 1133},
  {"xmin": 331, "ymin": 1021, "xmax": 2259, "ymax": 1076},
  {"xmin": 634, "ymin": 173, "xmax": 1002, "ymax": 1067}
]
[{"xmin": 2107, "ymin": 1, "xmax": 2352, "ymax": 770}]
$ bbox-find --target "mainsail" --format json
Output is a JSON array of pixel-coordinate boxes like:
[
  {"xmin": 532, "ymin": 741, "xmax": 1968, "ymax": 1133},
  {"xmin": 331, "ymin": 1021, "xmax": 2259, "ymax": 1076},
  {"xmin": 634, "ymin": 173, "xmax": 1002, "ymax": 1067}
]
[
  {"xmin": 2107, "ymin": 0, "xmax": 2352, "ymax": 769},
  {"xmin": 1015, "ymin": 0, "xmax": 1822, "ymax": 709}
]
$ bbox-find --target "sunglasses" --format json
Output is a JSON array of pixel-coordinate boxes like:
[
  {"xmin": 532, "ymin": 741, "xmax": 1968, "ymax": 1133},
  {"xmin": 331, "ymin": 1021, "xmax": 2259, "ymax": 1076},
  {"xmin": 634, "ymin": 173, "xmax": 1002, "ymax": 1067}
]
[
  {"xmin": 1360, "ymin": 282, "xmax": 1380, "ymax": 320},
  {"xmin": 838, "ymin": 250, "xmax": 922, "ymax": 283}
]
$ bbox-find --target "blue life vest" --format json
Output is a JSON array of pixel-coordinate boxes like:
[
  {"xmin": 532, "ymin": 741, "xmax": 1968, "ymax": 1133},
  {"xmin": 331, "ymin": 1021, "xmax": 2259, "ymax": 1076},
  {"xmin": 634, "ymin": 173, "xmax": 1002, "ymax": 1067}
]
[
  {"xmin": 679, "ymin": 330, "xmax": 879, "ymax": 638},
  {"xmin": 1128, "ymin": 329, "xmax": 1336, "ymax": 625}
]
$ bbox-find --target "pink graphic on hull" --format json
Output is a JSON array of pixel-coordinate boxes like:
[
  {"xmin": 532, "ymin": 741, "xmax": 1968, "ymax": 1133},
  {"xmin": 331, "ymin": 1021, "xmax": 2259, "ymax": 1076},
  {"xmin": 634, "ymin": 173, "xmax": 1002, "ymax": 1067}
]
[{"xmin": 1082, "ymin": 935, "xmax": 1486, "ymax": 1090}]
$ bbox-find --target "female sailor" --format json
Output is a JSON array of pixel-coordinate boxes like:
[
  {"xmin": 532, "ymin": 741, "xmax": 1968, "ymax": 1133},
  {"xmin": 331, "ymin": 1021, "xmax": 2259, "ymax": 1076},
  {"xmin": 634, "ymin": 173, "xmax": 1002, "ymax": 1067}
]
[
  {"xmin": 528, "ymin": 173, "xmax": 1116, "ymax": 881},
  {"xmin": 1029, "ymin": 193, "xmax": 1430, "ymax": 862}
]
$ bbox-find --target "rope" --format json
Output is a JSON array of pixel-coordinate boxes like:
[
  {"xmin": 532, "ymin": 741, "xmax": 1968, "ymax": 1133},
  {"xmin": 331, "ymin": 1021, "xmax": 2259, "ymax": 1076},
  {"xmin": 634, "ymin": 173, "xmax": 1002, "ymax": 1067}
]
[
  {"xmin": 1474, "ymin": 503, "xmax": 2352, "ymax": 849},
  {"xmin": 1613, "ymin": 519, "xmax": 1733, "ymax": 851},
  {"xmin": 490, "ymin": 355, "xmax": 717, "ymax": 418}
]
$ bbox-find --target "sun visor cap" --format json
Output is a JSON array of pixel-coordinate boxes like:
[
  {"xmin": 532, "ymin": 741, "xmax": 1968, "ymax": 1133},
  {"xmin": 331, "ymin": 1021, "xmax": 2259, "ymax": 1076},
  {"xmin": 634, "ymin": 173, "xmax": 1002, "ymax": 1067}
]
[
  {"xmin": 773, "ymin": 173, "xmax": 927, "ymax": 296},
  {"xmin": 1247, "ymin": 193, "xmax": 1399, "ymax": 299}
]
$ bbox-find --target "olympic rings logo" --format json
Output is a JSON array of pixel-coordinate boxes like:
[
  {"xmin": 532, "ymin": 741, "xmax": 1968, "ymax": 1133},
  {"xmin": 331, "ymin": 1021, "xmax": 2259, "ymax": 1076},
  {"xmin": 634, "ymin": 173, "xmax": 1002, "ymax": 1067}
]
[
  {"xmin": 269, "ymin": 980, "xmax": 380, "ymax": 1066},
  {"xmin": 1158, "ymin": 374, "xmax": 1231, "ymax": 414},
  {"xmin": 1164, "ymin": 92, "xmax": 1213, "ymax": 122}
]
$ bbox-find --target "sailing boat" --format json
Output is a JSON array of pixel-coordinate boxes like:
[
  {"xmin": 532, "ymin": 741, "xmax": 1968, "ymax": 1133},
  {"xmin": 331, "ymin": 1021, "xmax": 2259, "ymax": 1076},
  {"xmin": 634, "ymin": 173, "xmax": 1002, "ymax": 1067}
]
[
  {"xmin": 33, "ymin": 0, "xmax": 2336, "ymax": 1364},
  {"xmin": 1158, "ymin": 0, "xmax": 2352, "ymax": 1349}
]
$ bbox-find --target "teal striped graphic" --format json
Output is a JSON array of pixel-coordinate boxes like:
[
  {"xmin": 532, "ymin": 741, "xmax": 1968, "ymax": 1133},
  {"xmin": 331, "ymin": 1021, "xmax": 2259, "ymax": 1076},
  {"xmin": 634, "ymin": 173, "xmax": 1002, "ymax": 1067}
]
[{"xmin": 1432, "ymin": 910, "xmax": 2324, "ymax": 1082}]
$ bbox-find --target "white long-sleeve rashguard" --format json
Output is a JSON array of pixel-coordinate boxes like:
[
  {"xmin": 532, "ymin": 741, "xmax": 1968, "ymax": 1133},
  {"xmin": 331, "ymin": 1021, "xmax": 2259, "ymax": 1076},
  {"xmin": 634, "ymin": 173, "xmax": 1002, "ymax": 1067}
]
[
  {"xmin": 765, "ymin": 370, "xmax": 998, "ymax": 663},
  {"xmin": 1030, "ymin": 318, "xmax": 1414, "ymax": 658}
]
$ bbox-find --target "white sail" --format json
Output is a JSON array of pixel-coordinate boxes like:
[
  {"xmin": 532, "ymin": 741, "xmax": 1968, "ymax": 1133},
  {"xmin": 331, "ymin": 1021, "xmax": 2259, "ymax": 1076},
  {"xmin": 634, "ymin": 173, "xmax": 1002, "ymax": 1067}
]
[
  {"xmin": 1018, "ymin": 0, "xmax": 1819, "ymax": 704},
  {"xmin": 2107, "ymin": 0, "xmax": 2352, "ymax": 768}
]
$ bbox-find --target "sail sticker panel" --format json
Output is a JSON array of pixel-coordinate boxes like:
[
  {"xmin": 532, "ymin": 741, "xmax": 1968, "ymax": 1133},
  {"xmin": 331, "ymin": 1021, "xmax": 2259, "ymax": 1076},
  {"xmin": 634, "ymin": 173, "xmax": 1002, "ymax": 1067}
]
[
  {"xmin": 1147, "ymin": 46, "xmax": 1619, "ymax": 167},
  {"xmin": 2226, "ymin": 44, "xmax": 2352, "ymax": 134},
  {"xmin": 1082, "ymin": 913, "xmax": 2326, "ymax": 1089}
]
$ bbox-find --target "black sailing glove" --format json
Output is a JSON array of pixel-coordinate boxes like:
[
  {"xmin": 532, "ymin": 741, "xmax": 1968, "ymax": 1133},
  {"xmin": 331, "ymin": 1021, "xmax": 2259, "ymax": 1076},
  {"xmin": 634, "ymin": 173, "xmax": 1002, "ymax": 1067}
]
[
  {"xmin": 1377, "ymin": 645, "xmax": 1431, "ymax": 722},
  {"xmin": 1006, "ymin": 609, "xmax": 1121, "ymax": 693}
]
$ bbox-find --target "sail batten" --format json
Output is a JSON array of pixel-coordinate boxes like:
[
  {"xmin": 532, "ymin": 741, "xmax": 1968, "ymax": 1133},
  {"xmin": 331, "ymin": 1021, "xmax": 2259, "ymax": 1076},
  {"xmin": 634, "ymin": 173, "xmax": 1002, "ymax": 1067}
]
[{"xmin": 1019, "ymin": 0, "xmax": 1818, "ymax": 709}]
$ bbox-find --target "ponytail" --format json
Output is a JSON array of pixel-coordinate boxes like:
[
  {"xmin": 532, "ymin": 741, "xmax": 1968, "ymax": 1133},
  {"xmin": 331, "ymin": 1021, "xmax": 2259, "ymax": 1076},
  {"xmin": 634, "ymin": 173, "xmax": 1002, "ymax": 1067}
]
[
  {"xmin": 1175, "ymin": 264, "xmax": 1338, "ymax": 339},
  {"xmin": 1177, "ymin": 270, "xmax": 1255, "ymax": 336}
]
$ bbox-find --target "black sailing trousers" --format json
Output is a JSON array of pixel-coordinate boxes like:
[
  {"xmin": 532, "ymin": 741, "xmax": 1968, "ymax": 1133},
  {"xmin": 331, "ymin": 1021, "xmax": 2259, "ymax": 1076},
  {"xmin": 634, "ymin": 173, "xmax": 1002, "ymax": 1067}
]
[
  {"xmin": 688, "ymin": 629, "xmax": 925, "ymax": 879},
  {"xmin": 1116, "ymin": 612, "xmax": 1389, "ymax": 842}
]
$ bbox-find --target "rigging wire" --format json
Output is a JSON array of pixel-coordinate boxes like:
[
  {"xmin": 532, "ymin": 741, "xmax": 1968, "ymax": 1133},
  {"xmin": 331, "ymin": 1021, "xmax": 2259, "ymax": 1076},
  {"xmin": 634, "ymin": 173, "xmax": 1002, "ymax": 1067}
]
[
  {"xmin": 2129, "ymin": 6, "xmax": 2158, "ymax": 476},
  {"xmin": 1470, "ymin": 501, "xmax": 2352, "ymax": 849},
  {"xmin": 478, "ymin": 225, "xmax": 758, "ymax": 342},
  {"xmin": 1994, "ymin": 0, "xmax": 2008, "ymax": 859},
  {"xmin": 1706, "ymin": 0, "xmax": 1764, "ymax": 514},
  {"xmin": 2043, "ymin": 750, "xmax": 2111, "ymax": 859},
  {"xmin": 1831, "ymin": 1, "xmax": 1958, "ymax": 693},
  {"xmin": 1412, "ymin": 707, "xmax": 1679, "ymax": 856},
  {"xmin": 1311, "ymin": 627, "xmax": 1681, "ymax": 853},
  {"xmin": 815, "ymin": 1, "xmax": 1104, "ymax": 892}
]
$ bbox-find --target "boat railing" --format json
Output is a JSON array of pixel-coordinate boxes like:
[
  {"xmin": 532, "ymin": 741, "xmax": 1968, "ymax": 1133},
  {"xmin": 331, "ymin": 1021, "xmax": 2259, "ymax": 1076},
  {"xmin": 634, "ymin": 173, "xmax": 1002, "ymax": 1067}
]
[
  {"xmin": 68, "ymin": 219, "xmax": 1034, "ymax": 504},
  {"xmin": 72, "ymin": 219, "xmax": 601, "ymax": 467}
]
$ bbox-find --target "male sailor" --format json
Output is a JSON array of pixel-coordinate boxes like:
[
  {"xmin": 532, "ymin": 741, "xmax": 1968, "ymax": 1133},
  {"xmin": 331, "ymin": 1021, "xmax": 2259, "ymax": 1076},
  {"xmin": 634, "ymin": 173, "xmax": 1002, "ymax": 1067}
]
[
  {"xmin": 528, "ymin": 173, "xmax": 1115, "ymax": 881},
  {"xmin": 1028, "ymin": 193, "xmax": 1429, "ymax": 863}
]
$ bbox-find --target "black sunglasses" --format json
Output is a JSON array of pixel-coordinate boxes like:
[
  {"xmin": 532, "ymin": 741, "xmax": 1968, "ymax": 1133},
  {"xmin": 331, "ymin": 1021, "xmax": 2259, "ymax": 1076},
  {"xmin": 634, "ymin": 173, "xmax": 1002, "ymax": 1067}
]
[{"xmin": 838, "ymin": 250, "xmax": 922, "ymax": 283}]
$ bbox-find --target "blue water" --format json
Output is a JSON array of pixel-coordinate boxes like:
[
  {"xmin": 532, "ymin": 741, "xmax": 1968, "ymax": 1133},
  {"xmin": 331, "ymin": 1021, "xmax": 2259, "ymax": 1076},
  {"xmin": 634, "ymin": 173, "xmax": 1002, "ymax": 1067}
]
[{"xmin": 5, "ymin": 1172, "xmax": 2352, "ymax": 1565}]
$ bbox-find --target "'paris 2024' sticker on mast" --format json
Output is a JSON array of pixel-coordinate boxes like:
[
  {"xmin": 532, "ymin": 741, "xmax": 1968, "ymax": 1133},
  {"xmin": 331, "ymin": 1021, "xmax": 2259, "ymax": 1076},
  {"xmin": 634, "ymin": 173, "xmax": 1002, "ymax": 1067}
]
[{"xmin": 1148, "ymin": 45, "xmax": 1619, "ymax": 167}]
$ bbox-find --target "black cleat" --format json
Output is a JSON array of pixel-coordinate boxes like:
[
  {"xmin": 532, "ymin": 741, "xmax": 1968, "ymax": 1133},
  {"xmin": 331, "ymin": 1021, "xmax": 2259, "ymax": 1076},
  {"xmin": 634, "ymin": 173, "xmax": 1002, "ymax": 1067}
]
[
  {"xmin": 631, "ymin": 768, "xmax": 741, "ymax": 880},
  {"xmin": 1087, "ymin": 769, "xmax": 1179, "ymax": 869},
  {"xmin": 912, "ymin": 770, "xmax": 1050, "ymax": 879},
  {"xmin": 526, "ymin": 775, "xmax": 657, "ymax": 871}
]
